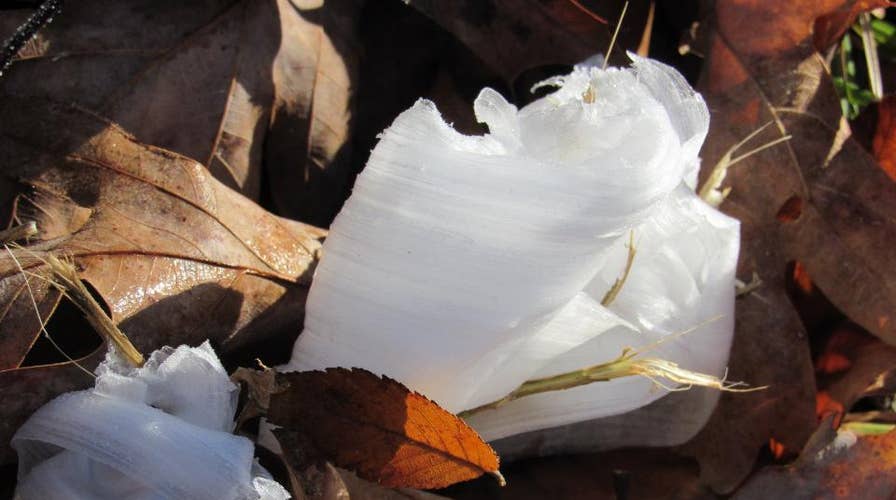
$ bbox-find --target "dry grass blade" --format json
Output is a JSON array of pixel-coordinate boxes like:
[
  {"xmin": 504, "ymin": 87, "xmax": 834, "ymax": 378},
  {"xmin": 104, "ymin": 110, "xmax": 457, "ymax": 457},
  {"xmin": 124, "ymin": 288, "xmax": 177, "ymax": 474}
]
[
  {"xmin": 460, "ymin": 317, "xmax": 762, "ymax": 418},
  {"xmin": 603, "ymin": 1, "xmax": 630, "ymax": 70},
  {"xmin": 601, "ymin": 231, "xmax": 636, "ymax": 307},
  {"xmin": 43, "ymin": 255, "xmax": 144, "ymax": 367},
  {"xmin": 0, "ymin": 221, "xmax": 37, "ymax": 244}
]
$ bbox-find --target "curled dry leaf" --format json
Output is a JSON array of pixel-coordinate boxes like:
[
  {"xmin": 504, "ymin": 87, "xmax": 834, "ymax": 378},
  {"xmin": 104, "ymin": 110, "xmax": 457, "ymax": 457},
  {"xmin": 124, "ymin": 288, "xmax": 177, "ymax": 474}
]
[
  {"xmin": 683, "ymin": 0, "xmax": 896, "ymax": 492},
  {"xmin": 0, "ymin": 96, "xmax": 323, "ymax": 463},
  {"xmin": 261, "ymin": 367, "xmax": 502, "ymax": 490},
  {"xmin": 0, "ymin": 0, "xmax": 360, "ymax": 225}
]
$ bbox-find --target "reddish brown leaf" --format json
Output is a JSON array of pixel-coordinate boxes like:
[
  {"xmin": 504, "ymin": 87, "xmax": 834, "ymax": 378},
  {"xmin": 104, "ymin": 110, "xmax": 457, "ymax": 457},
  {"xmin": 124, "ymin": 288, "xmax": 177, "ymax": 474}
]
[
  {"xmin": 813, "ymin": 0, "xmax": 892, "ymax": 51},
  {"xmin": 683, "ymin": 0, "xmax": 896, "ymax": 492},
  {"xmin": 266, "ymin": 368, "xmax": 501, "ymax": 490},
  {"xmin": 0, "ymin": 0, "xmax": 361, "ymax": 225},
  {"xmin": 0, "ymin": 96, "xmax": 323, "ymax": 462},
  {"xmin": 816, "ymin": 352, "xmax": 852, "ymax": 374},
  {"xmin": 735, "ymin": 419, "xmax": 896, "ymax": 499},
  {"xmin": 816, "ymin": 326, "xmax": 896, "ymax": 410},
  {"xmin": 768, "ymin": 438, "xmax": 787, "ymax": 460},
  {"xmin": 816, "ymin": 392, "xmax": 845, "ymax": 427},
  {"xmin": 408, "ymin": 0, "xmax": 625, "ymax": 83},
  {"xmin": 872, "ymin": 94, "xmax": 896, "ymax": 182}
]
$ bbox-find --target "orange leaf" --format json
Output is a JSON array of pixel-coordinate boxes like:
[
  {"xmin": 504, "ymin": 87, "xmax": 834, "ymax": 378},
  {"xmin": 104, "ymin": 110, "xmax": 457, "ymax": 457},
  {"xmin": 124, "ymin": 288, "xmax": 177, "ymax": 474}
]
[
  {"xmin": 873, "ymin": 95, "xmax": 896, "ymax": 182},
  {"xmin": 738, "ymin": 422, "xmax": 896, "ymax": 498},
  {"xmin": 791, "ymin": 261, "xmax": 814, "ymax": 294},
  {"xmin": 815, "ymin": 352, "xmax": 852, "ymax": 374},
  {"xmin": 768, "ymin": 438, "xmax": 787, "ymax": 460},
  {"xmin": 266, "ymin": 368, "xmax": 502, "ymax": 490},
  {"xmin": 814, "ymin": 0, "xmax": 893, "ymax": 51},
  {"xmin": 815, "ymin": 392, "xmax": 845, "ymax": 427}
]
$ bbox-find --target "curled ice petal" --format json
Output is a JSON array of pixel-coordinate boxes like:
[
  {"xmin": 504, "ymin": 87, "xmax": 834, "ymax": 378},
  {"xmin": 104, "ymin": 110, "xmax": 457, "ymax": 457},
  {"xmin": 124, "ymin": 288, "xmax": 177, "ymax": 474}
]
[
  {"xmin": 468, "ymin": 184, "xmax": 739, "ymax": 441},
  {"xmin": 13, "ymin": 343, "xmax": 289, "ymax": 499},
  {"xmin": 473, "ymin": 87, "xmax": 522, "ymax": 151}
]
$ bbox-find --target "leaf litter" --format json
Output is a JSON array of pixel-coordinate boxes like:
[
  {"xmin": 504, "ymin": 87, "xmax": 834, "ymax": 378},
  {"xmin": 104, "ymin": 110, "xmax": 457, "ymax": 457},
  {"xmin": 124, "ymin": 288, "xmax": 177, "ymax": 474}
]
[{"xmin": 2, "ymin": 0, "xmax": 896, "ymax": 497}]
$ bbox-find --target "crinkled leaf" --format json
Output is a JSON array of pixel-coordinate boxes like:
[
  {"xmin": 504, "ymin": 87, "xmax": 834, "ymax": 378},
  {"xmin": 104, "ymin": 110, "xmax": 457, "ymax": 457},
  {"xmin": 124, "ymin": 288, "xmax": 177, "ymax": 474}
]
[
  {"xmin": 0, "ymin": 96, "xmax": 322, "ymax": 462},
  {"xmin": 0, "ymin": 0, "xmax": 360, "ymax": 225},
  {"xmin": 683, "ymin": 0, "xmax": 896, "ymax": 492}
]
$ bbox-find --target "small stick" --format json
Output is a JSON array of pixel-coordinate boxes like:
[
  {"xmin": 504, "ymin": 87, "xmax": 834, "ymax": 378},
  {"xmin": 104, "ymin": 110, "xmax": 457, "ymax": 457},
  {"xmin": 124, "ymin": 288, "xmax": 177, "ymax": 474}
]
[
  {"xmin": 583, "ymin": 1, "xmax": 629, "ymax": 101},
  {"xmin": 601, "ymin": 231, "xmax": 636, "ymax": 307},
  {"xmin": 602, "ymin": 1, "xmax": 629, "ymax": 70},
  {"xmin": 44, "ymin": 255, "xmax": 144, "ymax": 367}
]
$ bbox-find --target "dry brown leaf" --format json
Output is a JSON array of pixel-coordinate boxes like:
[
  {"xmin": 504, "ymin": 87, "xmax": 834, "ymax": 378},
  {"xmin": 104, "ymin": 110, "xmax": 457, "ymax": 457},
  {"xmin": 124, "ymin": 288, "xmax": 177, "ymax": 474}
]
[
  {"xmin": 813, "ymin": 0, "xmax": 892, "ymax": 51},
  {"xmin": 0, "ymin": 96, "xmax": 323, "ymax": 462},
  {"xmin": 273, "ymin": 459, "xmax": 450, "ymax": 500},
  {"xmin": 265, "ymin": 367, "xmax": 502, "ymax": 490},
  {"xmin": 0, "ymin": 0, "xmax": 360, "ymax": 225},
  {"xmin": 349, "ymin": 0, "xmax": 510, "ymax": 195},
  {"xmin": 444, "ymin": 448, "xmax": 715, "ymax": 500},
  {"xmin": 872, "ymin": 94, "xmax": 896, "ymax": 181},
  {"xmin": 734, "ymin": 418, "xmax": 896, "ymax": 499},
  {"xmin": 680, "ymin": 0, "xmax": 896, "ymax": 492},
  {"xmin": 815, "ymin": 325, "xmax": 896, "ymax": 411},
  {"xmin": 409, "ymin": 0, "xmax": 624, "ymax": 83}
]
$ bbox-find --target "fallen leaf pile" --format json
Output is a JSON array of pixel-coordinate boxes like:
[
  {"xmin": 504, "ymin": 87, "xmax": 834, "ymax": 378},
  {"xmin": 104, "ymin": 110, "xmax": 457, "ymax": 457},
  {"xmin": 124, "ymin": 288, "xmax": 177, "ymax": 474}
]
[{"xmin": 2, "ymin": 0, "xmax": 896, "ymax": 497}]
